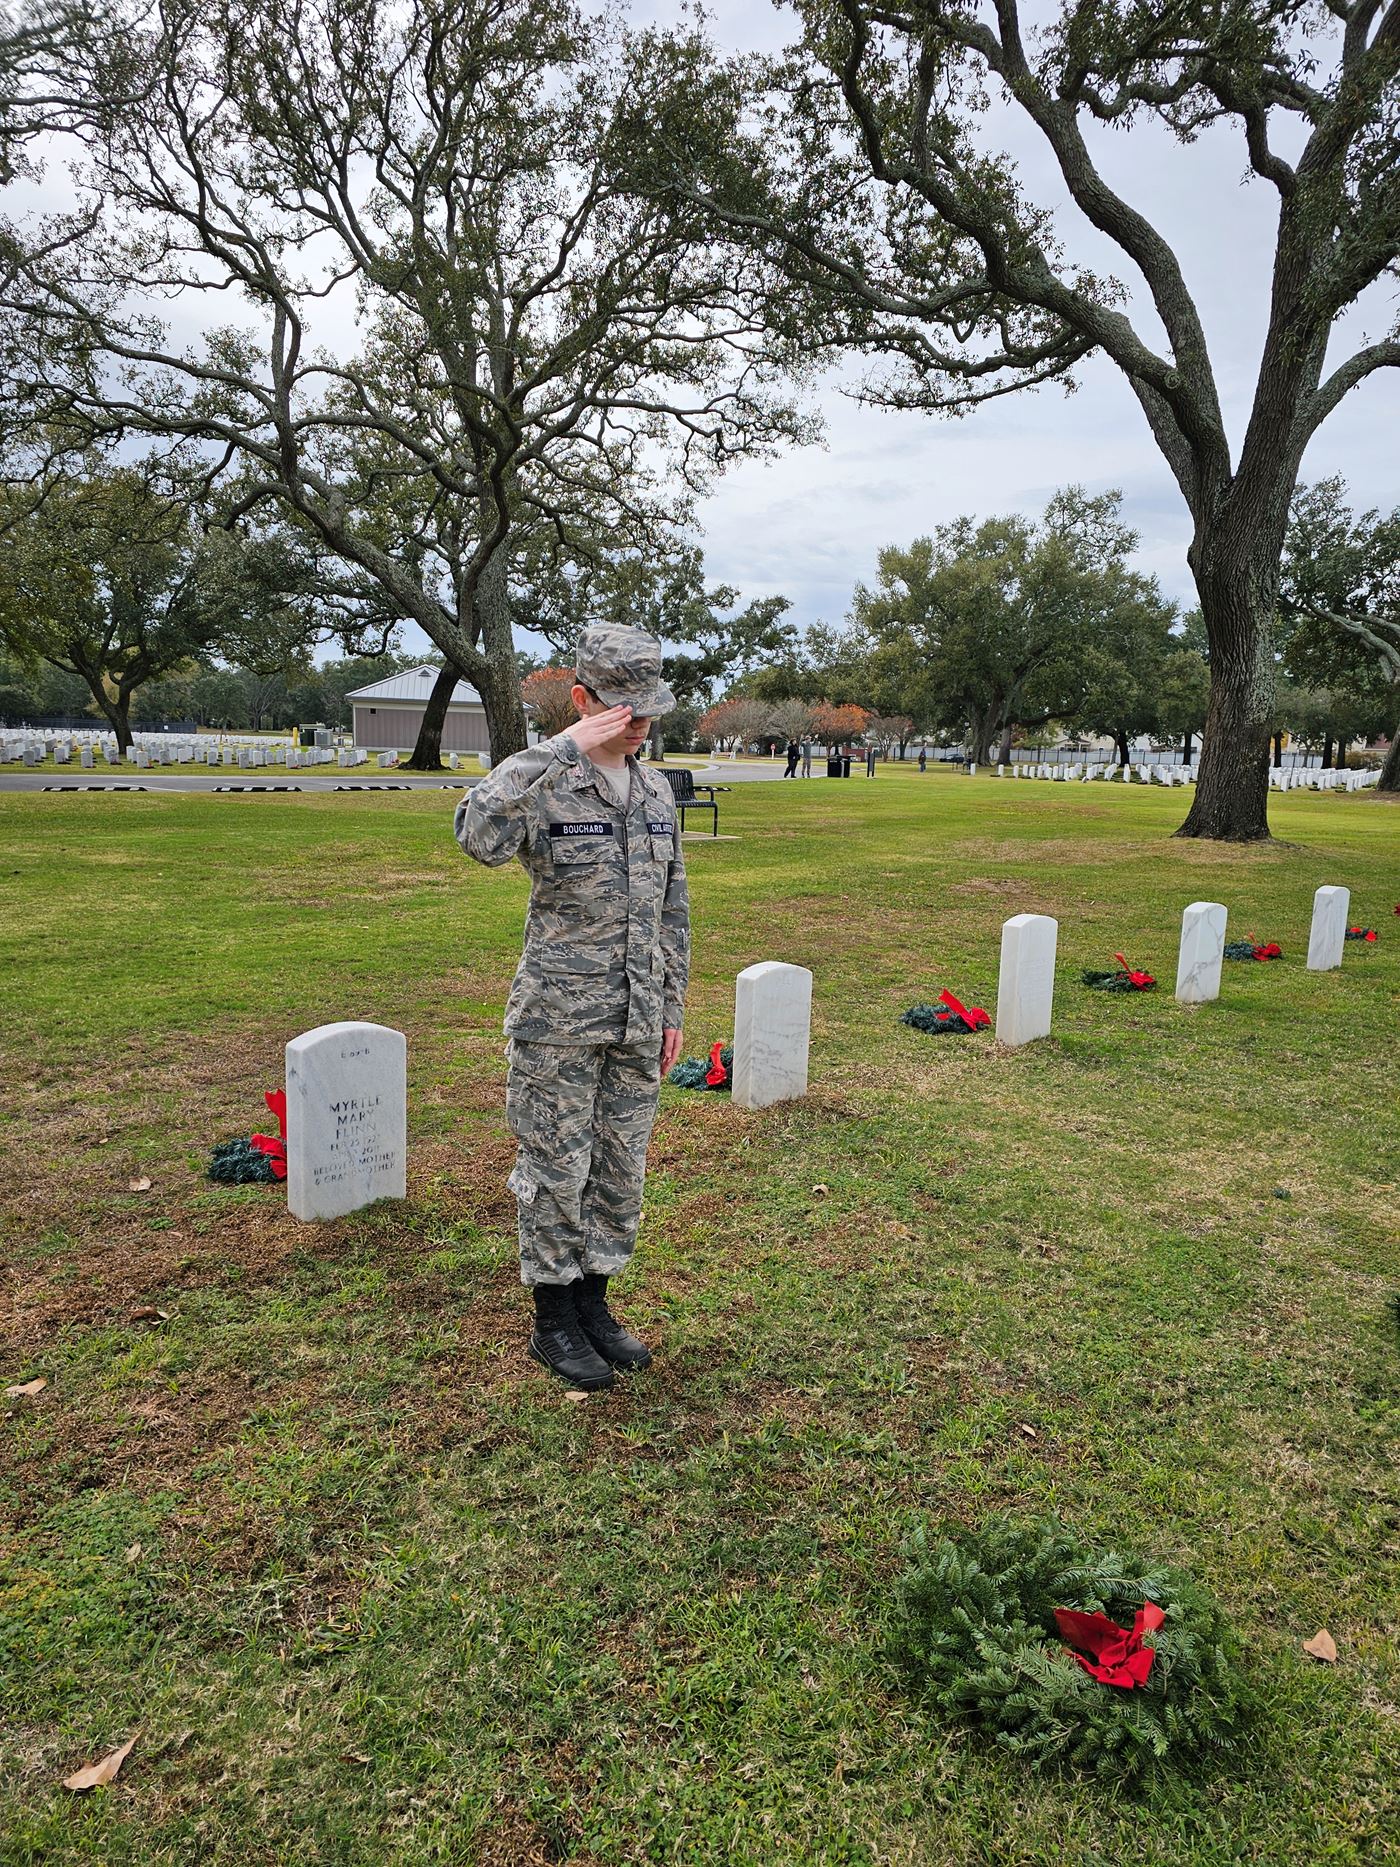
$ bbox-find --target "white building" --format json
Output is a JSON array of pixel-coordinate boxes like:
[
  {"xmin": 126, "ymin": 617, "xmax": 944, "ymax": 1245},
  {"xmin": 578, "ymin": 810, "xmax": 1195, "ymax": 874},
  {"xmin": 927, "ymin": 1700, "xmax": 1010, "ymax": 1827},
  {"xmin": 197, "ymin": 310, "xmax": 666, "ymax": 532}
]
[{"xmin": 347, "ymin": 665, "xmax": 491, "ymax": 754}]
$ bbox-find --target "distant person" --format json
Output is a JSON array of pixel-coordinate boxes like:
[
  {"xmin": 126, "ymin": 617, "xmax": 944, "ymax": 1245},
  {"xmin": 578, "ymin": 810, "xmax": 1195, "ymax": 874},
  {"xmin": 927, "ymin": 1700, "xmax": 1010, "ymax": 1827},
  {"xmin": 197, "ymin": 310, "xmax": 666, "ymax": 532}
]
[
  {"xmin": 918, "ymin": 746, "xmax": 927, "ymax": 773},
  {"xmin": 783, "ymin": 739, "xmax": 799, "ymax": 777},
  {"xmin": 800, "ymin": 741, "xmax": 812, "ymax": 778}
]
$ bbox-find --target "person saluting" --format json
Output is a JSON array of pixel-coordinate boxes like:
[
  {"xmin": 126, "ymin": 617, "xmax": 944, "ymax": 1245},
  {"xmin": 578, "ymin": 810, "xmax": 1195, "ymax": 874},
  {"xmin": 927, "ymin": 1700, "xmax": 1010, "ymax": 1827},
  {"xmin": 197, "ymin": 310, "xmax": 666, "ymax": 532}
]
[{"xmin": 454, "ymin": 626, "xmax": 688, "ymax": 1391}]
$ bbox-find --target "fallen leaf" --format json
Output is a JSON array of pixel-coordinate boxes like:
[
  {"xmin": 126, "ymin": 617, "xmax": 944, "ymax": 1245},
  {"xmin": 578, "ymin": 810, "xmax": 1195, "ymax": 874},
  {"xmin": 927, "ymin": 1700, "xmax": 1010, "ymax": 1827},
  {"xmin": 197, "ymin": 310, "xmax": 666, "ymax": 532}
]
[
  {"xmin": 129, "ymin": 1306, "xmax": 169, "ymax": 1323},
  {"xmin": 62, "ymin": 1735, "xmax": 136, "ymax": 1792},
  {"xmin": 1017, "ymin": 1422, "xmax": 1039, "ymax": 1440},
  {"xmin": 128, "ymin": 1175, "xmax": 152, "ymax": 1192},
  {"xmin": 564, "ymin": 1389, "xmax": 591, "ymax": 1403},
  {"xmin": 811, "ymin": 1183, "xmax": 830, "ymax": 1198},
  {"xmin": 124, "ymin": 1542, "xmax": 142, "ymax": 1565},
  {"xmin": 1303, "ymin": 1628, "xmax": 1338, "ymax": 1663},
  {"xmin": 342, "ymin": 1751, "xmax": 373, "ymax": 1767},
  {"xmin": 5, "ymin": 1377, "xmax": 46, "ymax": 1400}
]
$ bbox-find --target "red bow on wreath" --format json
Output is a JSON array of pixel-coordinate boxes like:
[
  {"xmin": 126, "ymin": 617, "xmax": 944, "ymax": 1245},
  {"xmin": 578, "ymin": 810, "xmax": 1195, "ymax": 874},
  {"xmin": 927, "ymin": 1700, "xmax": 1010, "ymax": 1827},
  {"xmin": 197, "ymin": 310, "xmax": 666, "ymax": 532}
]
[
  {"xmin": 705, "ymin": 1041, "xmax": 730, "ymax": 1088},
  {"xmin": 1348, "ymin": 926, "xmax": 1378, "ymax": 943},
  {"xmin": 1115, "ymin": 953, "xmax": 1156, "ymax": 990},
  {"xmin": 939, "ymin": 988, "xmax": 990, "ymax": 1030},
  {"xmin": 1252, "ymin": 941, "xmax": 1282, "ymax": 960},
  {"xmin": 1053, "ymin": 1600, "xmax": 1166, "ymax": 1689},
  {"xmin": 249, "ymin": 1088, "xmax": 288, "ymax": 1181}
]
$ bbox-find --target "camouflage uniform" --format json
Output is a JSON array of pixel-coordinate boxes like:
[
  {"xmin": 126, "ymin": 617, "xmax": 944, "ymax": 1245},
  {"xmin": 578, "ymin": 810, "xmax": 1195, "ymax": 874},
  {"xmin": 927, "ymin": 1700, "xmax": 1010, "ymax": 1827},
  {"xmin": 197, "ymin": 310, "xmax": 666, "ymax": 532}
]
[{"xmin": 455, "ymin": 703, "xmax": 689, "ymax": 1287}]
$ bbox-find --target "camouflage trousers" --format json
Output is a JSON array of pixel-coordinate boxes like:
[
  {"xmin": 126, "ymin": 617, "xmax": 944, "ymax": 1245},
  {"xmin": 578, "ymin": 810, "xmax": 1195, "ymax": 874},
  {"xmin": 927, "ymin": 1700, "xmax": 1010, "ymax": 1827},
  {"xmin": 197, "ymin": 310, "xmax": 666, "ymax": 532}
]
[{"xmin": 505, "ymin": 1038, "xmax": 663, "ymax": 1286}]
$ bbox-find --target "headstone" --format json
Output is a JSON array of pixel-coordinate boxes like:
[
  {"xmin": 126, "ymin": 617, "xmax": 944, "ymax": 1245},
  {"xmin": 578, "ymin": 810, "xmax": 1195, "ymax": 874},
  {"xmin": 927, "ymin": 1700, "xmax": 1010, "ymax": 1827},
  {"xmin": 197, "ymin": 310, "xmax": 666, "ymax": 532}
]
[
  {"xmin": 731, "ymin": 961, "xmax": 812, "ymax": 1111},
  {"xmin": 995, "ymin": 913, "xmax": 1057, "ymax": 1048},
  {"xmin": 80, "ymin": 746, "xmax": 94, "ymax": 769},
  {"xmin": 133, "ymin": 748, "xmax": 149, "ymax": 769},
  {"xmin": 1306, "ymin": 885, "xmax": 1349, "ymax": 972},
  {"xmin": 378, "ymin": 751, "xmax": 398, "ymax": 769},
  {"xmin": 1175, "ymin": 901, "xmax": 1228, "ymax": 1004},
  {"xmin": 285, "ymin": 1021, "xmax": 407, "ymax": 1221},
  {"xmin": 23, "ymin": 746, "xmax": 41, "ymax": 766}
]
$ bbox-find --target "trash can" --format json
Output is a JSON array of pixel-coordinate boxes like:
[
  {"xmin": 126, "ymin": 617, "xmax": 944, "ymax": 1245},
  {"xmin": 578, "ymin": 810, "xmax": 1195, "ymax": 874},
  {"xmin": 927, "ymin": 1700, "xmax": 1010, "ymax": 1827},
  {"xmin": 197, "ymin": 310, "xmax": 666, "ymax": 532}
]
[
  {"xmin": 841, "ymin": 755, "xmax": 852, "ymax": 777},
  {"xmin": 827, "ymin": 755, "xmax": 852, "ymax": 777}
]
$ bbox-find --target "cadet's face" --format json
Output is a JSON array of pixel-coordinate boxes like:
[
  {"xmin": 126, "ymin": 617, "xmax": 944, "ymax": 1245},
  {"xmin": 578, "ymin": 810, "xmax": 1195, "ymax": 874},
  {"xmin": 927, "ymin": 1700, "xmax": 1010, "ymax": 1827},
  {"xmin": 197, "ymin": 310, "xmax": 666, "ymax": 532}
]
[{"xmin": 573, "ymin": 686, "xmax": 653, "ymax": 756}]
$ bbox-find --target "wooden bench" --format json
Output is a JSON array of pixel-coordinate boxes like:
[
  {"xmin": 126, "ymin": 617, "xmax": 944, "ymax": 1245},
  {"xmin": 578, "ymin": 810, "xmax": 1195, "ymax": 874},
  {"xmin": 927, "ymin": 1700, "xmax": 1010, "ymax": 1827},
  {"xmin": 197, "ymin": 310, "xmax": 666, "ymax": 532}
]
[{"xmin": 658, "ymin": 766, "xmax": 723, "ymax": 836}]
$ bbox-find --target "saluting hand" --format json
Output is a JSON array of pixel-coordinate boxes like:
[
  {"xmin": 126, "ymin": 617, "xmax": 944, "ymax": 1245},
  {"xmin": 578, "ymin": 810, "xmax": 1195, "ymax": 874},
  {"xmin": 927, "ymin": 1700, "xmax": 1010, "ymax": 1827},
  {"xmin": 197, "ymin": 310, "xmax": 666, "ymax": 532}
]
[{"xmin": 560, "ymin": 705, "xmax": 633, "ymax": 756}]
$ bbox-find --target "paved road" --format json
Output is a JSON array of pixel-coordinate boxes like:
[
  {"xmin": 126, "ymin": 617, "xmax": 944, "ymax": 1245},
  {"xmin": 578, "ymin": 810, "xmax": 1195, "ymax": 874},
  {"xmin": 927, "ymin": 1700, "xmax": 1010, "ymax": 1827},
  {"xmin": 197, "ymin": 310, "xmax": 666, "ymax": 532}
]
[{"xmin": 0, "ymin": 757, "xmax": 802, "ymax": 794}]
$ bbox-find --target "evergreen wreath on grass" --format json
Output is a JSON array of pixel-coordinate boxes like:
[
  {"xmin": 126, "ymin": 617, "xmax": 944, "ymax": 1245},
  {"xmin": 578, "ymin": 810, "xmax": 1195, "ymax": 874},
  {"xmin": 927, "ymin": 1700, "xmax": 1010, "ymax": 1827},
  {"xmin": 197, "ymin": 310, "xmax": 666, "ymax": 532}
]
[
  {"xmin": 666, "ymin": 1042, "xmax": 732, "ymax": 1090},
  {"xmin": 208, "ymin": 1090, "xmax": 288, "ymax": 1183},
  {"xmin": 1223, "ymin": 940, "xmax": 1282, "ymax": 961},
  {"xmin": 889, "ymin": 1516, "xmax": 1253, "ymax": 1783},
  {"xmin": 1082, "ymin": 952, "xmax": 1157, "ymax": 992},
  {"xmin": 1345, "ymin": 926, "xmax": 1378, "ymax": 943},
  {"xmin": 901, "ymin": 989, "xmax": 991, "ymax": 1035}
]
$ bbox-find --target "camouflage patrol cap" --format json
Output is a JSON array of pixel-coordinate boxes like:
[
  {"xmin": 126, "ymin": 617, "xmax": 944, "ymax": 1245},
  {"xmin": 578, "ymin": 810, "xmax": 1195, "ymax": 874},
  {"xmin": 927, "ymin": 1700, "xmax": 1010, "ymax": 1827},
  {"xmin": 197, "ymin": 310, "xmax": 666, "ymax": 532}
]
[{"xmin": 575, "ymin": 624, "xmax": 676, "ymax": 719}]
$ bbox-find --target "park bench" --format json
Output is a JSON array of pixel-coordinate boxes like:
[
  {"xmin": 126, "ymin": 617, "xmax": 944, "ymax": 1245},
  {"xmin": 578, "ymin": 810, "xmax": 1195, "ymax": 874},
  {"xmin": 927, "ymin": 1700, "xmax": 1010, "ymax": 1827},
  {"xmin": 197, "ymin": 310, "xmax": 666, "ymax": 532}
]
[{"xmin": 658, "ymin": 765, "xmax": 723, "ymax": 836}]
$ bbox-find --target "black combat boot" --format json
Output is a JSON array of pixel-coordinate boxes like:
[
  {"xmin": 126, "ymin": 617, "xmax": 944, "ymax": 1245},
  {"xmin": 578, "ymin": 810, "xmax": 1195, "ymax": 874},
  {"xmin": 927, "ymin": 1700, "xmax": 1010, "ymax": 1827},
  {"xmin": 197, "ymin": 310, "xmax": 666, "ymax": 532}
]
[
  {"xmin": 529, "ymin": 1282, "xmax": 614, "ymax": 1391},
  {"xmin": 576, "ymin": 1273, "xmax": 653, "ymax": 1371}
]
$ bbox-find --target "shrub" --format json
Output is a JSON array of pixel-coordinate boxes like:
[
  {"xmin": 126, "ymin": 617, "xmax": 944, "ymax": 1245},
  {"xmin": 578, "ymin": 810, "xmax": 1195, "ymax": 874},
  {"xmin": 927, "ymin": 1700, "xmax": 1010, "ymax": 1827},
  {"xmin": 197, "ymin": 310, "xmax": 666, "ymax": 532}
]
[{"xmin": 889, "ymin": 1516, "xmax": 1255, "ymax": 1782}]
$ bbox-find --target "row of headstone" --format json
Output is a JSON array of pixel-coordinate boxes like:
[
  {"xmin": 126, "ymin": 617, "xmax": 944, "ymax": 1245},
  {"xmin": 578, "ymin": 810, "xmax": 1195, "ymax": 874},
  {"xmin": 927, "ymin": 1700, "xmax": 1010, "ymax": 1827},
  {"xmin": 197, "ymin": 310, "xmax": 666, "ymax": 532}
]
[
  {"xmin": 1005, "ymin": 762, "xmax": 1197, "ymax": 786},
  {"xmin": 1269, "ymin": 766, "xmax": 1377, "ymax": 793},
  {"xmin": 263, "ymin": 878, "xmax": 1366, "ymax": 1225},
  {"xmin": 3, "ymin": 732, "xmax": 354, "ymax": 769},
  {"xmin": 992, "ymin": 884, "xmax": 1358, "ymax": 1044}
]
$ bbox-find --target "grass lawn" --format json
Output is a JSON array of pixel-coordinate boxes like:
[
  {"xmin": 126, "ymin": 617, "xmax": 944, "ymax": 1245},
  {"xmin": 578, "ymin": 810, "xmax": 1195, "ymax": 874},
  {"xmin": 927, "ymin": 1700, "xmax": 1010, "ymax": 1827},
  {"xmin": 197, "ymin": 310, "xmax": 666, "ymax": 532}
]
[{"xmin": 1, "ymin": 768, "xmax": 1397, "ymax": 1865}]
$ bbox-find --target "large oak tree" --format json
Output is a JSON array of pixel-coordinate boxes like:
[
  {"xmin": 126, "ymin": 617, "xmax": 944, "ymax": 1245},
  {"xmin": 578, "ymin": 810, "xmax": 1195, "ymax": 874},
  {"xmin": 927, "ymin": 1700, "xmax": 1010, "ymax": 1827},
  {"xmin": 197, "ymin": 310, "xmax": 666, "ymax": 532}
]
[
  {"xmin": 647, "ymin": 0, "xmax": 1400, "ymax": 838},
  {"xmin": 1, "ymin": 0, "xmax": 806, "ymax": 759}
]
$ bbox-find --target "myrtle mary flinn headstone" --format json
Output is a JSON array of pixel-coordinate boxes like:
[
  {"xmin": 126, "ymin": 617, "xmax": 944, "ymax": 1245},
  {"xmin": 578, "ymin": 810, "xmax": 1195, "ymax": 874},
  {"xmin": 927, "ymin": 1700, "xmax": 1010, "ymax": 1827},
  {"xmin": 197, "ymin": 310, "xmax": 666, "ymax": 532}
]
[{"xmin": 285, "ymin": 1021, "xmax": 407, "ymax": 1221}]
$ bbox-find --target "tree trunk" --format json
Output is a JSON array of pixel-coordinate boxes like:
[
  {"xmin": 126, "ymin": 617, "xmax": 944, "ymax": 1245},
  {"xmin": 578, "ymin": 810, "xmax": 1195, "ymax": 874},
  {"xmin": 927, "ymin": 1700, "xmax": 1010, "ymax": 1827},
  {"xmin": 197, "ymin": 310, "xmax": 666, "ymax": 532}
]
[
  {"xmin": 1320, "ymin": 735, "xmax": 1332, "ymax": 769},
  {"xmin": 997, "ymin": 721, "xmax": 1014, "ymax": 763},
  {"xmin": 972, "ymin": 708, "xmax": 998, "ymax": 765},
  {"xmin": 404, "ymin": 662, "xmax": 461, "ymax": 771},
  {"xmin": 649, "ymin": 720, "xmax": 665, "ymax": 761},
  {"xmin": 1378, "ymin": 730, "xmax": 1400, "ymax": 793},
  {"xmin": 1115, "ymin": 730, "xmax": 1130, "ymax": 767},
  {"xmin": 1335, "ymin": 742, "xmax": 1346, "ymax": 771},
  {"xmin": 470, "ymin": 551, "xmax": 529, "ymax": 764},
  {"xmin": 1271, "ymin": 733, "xmax": 1283, "ymax": 767},
  {"xmin": 1182, "ymin": 731, "xmax": 1194, "ymax": 761},
  {"xmin": 475, "ymin": 655, "xmax": 529, "ymax": 764},
  {"xmin": 1176, "ymin": 557, "xmax": 1275, "ymax": 841},
  {"xmin": 85, "ymin": 682, "xmax": 133, "ymax": 753}
]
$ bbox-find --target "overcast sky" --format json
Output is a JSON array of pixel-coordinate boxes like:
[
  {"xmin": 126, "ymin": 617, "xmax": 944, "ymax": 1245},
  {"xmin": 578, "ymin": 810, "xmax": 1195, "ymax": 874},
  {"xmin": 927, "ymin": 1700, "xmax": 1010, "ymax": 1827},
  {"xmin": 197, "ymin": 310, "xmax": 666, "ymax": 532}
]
[{"xmin": 18, "ymin": 1, "xmax": 1397, "ymax": 661}]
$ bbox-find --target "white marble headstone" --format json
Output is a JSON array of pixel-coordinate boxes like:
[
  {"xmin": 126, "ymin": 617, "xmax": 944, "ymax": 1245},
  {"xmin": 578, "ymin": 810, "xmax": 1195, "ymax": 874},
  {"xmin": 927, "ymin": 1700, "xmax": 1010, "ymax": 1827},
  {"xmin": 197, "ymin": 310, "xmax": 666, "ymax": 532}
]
[
  {"xmin": 731, "ymin": 961, "xmax": 812, "ymax": 1111},
  {"xmin": 1306, "ymin": 885, "xmax": 1349, "ymax": 972},
  {"xmin": 285, "ymin": 1021, "xmax": 407, "ymax": 1221},
  {"xmin": 1175, "ymin": 901, "xmax": 1228, "ymax": 1005},
  {"xmin": 995, "ymin": 913, "xmax": 1057, "ymax": 1048}
]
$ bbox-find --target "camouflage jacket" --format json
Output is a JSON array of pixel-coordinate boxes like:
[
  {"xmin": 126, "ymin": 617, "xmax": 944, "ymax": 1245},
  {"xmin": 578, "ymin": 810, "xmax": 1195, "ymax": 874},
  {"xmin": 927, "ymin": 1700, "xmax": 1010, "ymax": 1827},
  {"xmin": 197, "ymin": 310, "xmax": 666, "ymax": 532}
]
[{"xmin": 454, "ymin": 734, "xmax": 689, "ymax": 1046}]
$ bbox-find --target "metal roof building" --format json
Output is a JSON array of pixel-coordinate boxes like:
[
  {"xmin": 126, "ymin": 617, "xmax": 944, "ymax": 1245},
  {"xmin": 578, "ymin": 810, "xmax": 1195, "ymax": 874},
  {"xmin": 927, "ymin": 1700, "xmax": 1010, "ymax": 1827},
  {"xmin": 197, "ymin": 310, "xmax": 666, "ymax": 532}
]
[{"xmin": 347, "ymin": 665, "xmax": 490, "ymax": 753}]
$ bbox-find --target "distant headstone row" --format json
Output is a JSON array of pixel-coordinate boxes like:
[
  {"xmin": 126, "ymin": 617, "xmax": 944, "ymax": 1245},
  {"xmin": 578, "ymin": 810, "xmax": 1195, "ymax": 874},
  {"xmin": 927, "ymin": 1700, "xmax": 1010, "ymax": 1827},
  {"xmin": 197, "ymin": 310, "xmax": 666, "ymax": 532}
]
[
  {"xmin": 0, "ymin": 732, "xmax": 344, "ymax": 770},
  {"xmin": 995, "ymin": 761, "xmax": 1379, "ymax": 794}
]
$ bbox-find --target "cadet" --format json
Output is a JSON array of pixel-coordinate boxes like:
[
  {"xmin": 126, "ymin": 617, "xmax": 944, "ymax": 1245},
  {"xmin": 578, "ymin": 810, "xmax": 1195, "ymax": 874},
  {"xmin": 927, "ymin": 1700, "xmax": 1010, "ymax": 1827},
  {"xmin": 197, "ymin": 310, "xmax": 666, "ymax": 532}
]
[{"xmin": 454, "ymin": 626, "xmax": 689, "ymax": 1392}]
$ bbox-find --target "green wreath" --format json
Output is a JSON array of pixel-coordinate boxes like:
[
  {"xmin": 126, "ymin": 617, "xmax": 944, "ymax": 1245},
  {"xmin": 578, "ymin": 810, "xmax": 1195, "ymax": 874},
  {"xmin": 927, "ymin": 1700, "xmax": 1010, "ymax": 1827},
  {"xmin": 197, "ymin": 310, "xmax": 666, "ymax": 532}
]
[{"xmin": 889, "ymin": 1517, "xmax": 1253, "ymax": 1782}]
